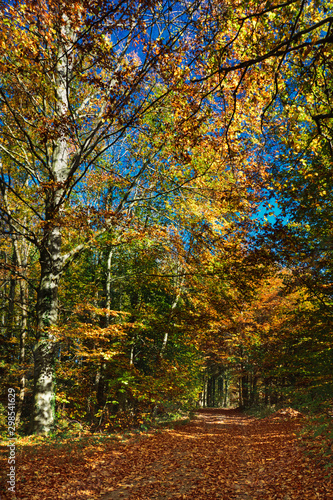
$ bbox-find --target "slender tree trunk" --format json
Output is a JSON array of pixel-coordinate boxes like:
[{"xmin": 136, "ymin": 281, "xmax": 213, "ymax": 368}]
[
  {"xmin": 201, "ymin": 373, "xmax": 208, "ymax": 407},
  {"xmin": 160, "ymin": 273, "xmax": 185, "ymax": 357},
  {"xmin": 224, "ymin": 376, "xmax": 229, "ymax": 407},
  {"xmin": 105, "ymin": 248, "xmax": 113, "ymax": 326},
  {"xmin": 241, "ymin": 375, "xmax": 249, "ymax": 408},
  {"xmin": 203, "ymin": 375, "xmax": 208, "ymax": 407},
  {"xmin": 160, "ymin": 293, "xmax": 179, "ymax": 356},
  {"xmin": 95, "ymin": 362, "xmax": 106, "ymax": 409},
  {"xmin": 129, "ymin": 343, "xmax": 134, "ymax": 367},
  {"xmin": 15, "ymin": 277, "xmax": 28, "ymax": 428},
  {"xmin": 2, "ymin": 182, "xmax": 30, "ymax": 427},
  {"xmin": 239, "ymin": 377, "xmax": 243, "ymax": 408},
  {"xmin": 8, "ymin": 250, "xmax": 16, "ymax": 335},
  {"xmin": 93, "ymin": 247, "xmax": 114, "ymax": 418}
]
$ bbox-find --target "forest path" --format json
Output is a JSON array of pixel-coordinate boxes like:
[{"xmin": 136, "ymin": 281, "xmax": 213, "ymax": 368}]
[
  {"xmin": 5, "ymin": 409, "xmax": 333, "ymax": 499},
  {"xmin": 99, "ymin": 408, "xmax": 332, "ymax": 500}
]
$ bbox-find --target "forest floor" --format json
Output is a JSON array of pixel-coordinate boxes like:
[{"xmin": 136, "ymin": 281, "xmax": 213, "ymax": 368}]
[{"xmin": 1, "ymin": 408, "xmax": 333, "ymax": 499}]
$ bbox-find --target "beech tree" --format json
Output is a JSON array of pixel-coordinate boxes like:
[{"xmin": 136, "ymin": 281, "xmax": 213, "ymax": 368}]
[{"xmin": 0, "ymin": 0, "xmax": 226, "ymax": 434}]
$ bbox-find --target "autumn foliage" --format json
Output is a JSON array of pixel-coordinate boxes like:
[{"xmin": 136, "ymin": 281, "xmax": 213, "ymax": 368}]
[{"xmin": 1, "ymin": 3, "xmax": 333, "ymax": 497}]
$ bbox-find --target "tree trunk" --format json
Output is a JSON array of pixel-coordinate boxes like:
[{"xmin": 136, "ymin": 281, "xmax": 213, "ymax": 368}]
[
  {"xmin": 15, "ymin": 278, "xmax": 28, "ymax": 428},
  {"xmin": 160, "ymin": 272, "xmax": 185, "ymax": 357},
  {"xmin": 32, "ymin": 338, "xmax": 56, "ymax": 434},
  {"xmin": 8, "ymin": 251, "xmax": 16, "ymax": 335},
  {"xmin": 32, "ymin": 21, "xmax": 72, "ymax": 433},
  {"xmin": 207, "ymin": 377, "xmax": 214, "ymax": 407},
  {"xmin": 160, "ymin": 292, "xmax": 181, "ymax": 357},
  {"xmin": 105, "ymin": 248, "xmax": 113, "ymax": 326},
  {"xmin": 250, "ymin": 375, "xmax": 258, "ymax": 406},
  {"xmin": 242, "ymin": 375, "xmax": 249, "ymax": 408},
  {"xmin": 2, "ymin": 187, "xmax": 31, "ymax": 428},
  {"xmin": 239, "ymin": 377, "xmax": 243, "ymax": 408},
  {"xmin": 96, "ymin": 362, "xmax": 107, "ymax": 409},
  {"xmin": 200, "ymin": 374, "xmax": 208, "ymax": 407},
  {"xmin": 32, "ymin": 232, "xmax": 63, "ymax": 434},
  {"xmin": 224, "ymin": 376, "xmax": 230, "ymax": 407}
]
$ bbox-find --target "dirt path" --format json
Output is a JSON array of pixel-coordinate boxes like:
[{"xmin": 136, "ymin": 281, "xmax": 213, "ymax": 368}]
[
  {"xmin": 4, "ymin": 409, "xmax": 333, "ymax": 499},
  {"xmin": 97, "ymin": 409, "xmax": 332, "ymax": 500}
]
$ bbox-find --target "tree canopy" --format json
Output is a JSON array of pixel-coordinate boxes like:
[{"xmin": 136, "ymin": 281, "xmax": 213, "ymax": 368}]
[{"xmin": 0, "ymin": 0, "xmax": 333, "ymax": 436}]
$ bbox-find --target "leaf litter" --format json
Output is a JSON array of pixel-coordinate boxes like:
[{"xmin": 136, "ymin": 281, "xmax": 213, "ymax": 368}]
[{"xmin": 1, "ymin": 408, "xmax": 332, "ymax": 499}]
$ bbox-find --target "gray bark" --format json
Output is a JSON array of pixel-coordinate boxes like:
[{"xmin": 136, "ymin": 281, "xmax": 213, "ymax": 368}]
[
  {"xmin": 15, "ymin": 278, "xmax": 28, "ymax": 428},
  {"xmin": 160, "ymin": 267, "xmax": 186, "ymax": 357},
  {"xmin": 32, "ymin": 18, "xmax": 72, "ymax": 435},
  {"xmin": 105, "ymin": 249, "xmax": 113, "ymax": 326},
  {"xmin": 14, "ymin": 238, "xmax": 29, "ymax": 428}
]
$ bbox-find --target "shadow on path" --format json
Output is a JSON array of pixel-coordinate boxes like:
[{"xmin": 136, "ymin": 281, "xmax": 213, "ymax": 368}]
[{"xmin": 99, "ymin": 408, "xmax": 332, "ymax": 500}]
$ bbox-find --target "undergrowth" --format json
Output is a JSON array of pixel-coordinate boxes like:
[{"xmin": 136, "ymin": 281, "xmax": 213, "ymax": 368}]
[
  {"xmin": 299, "ymin": 413, "xmax": 333, "ymax": 474},
  {"xmin": 0, "ymin": 409, "xmax": 193, "ymax": 457},
  {"xmin": 244, "ymin": 398, "xmax": 333, "ymax": 475},
  {"xmin": 243, "ymin": 404, "xmax": 278, "ymax": 419}
]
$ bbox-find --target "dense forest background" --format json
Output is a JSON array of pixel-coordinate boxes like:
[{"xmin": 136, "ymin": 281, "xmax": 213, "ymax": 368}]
[{"xmin": 1, "ymin": 0, "xmax": 333, "ymax": 437}]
